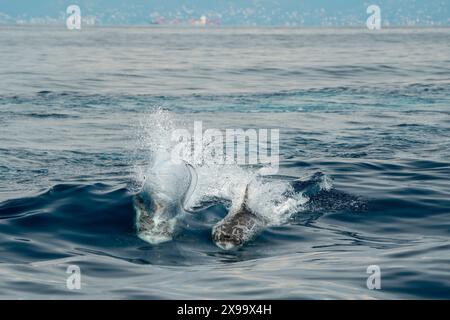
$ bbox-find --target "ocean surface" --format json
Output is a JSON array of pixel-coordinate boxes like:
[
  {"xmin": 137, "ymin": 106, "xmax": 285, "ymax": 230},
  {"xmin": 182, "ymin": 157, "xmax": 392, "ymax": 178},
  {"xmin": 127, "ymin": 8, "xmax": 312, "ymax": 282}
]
[{"xmin": 0, "ymin": 26, "xmax": 450, "ymax": 299}]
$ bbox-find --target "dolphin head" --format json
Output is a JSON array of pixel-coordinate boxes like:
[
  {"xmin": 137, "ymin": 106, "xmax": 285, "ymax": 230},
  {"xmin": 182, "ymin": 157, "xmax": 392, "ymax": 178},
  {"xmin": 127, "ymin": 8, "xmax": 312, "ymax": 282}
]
[
  {"xmin": 133, "ymin": 158, "xmax": 196, "ymax": 245},
  {"xmin": 134, "ymin": 192, "xmax": 178, "ymax": 244}
]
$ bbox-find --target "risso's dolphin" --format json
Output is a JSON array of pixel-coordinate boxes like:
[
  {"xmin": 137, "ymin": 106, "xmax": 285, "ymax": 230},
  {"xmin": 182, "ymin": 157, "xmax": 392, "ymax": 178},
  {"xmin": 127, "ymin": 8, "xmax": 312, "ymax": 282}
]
[
  {"xmin": 212, "ymin": 185, "xmax": 267, "ymax": 250},
  {"xmin": 134, "ymin": 156, "xmax": 197, "ymax": 244}
]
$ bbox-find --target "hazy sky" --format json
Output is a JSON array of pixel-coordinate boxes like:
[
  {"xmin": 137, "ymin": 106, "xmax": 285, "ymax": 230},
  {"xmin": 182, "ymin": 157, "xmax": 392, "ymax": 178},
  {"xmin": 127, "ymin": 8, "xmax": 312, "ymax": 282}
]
[{"xmin": 0, "ymin": 0, "xmax": 448, "ymax": 26}]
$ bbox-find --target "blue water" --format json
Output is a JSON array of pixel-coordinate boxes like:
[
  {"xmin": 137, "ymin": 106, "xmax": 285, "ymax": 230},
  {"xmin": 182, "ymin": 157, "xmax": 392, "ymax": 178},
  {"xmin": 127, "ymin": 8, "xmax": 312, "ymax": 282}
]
[{"xmin": 0, "ymin": 26, "xmax": 450, "ymax": 299}]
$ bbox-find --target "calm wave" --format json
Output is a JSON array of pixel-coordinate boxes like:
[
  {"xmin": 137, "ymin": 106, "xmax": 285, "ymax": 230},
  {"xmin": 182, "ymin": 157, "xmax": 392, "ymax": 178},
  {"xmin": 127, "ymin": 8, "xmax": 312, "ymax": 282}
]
[{"xmin": 0, "ymin": 26, "xmax": 450, "ymax": 299}]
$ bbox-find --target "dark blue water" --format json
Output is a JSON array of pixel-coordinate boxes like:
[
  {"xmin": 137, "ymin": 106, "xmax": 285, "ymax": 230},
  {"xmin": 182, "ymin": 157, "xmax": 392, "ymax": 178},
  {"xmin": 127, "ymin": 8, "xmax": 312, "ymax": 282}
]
[{"xmin": 0, "ymin": 26, "xmax": 450, "ymax": 299}]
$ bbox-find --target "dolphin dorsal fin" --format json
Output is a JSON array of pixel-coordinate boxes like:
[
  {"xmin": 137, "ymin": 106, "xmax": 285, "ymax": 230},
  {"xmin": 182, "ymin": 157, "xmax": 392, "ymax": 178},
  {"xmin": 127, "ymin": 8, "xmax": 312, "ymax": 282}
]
[{"xmin": 240, "ymin": 184, "xmax": 250, "ymax": 211}]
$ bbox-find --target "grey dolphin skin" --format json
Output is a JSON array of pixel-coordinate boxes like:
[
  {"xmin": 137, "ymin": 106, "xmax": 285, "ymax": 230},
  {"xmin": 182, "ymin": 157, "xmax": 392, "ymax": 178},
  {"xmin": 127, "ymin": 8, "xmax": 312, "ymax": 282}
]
[
  {"xmin": 134, "ymin": 193, "xmax": 174, "ymax": 240},
  {"xmin": 134, "ymin": 191, "xmax": 179, "ymax": 244},
  {"xmin": 212, "ymin": 185, "xmax": 266, "ymax": 250}
]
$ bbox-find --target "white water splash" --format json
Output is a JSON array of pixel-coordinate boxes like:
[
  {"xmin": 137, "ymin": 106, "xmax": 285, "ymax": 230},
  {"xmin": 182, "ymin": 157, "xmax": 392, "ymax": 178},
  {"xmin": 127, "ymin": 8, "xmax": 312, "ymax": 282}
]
[{"xmin": 133, "ymin": 109, "xmax": 331, "ymax": 229}]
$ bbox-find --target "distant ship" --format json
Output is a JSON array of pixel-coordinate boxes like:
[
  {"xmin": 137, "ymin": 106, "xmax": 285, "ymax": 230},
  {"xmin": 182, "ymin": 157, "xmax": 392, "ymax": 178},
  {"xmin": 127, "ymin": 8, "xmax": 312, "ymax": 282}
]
[{"xmin": 150, "ymin": 15, "xmax": 220, "ymax": 26}]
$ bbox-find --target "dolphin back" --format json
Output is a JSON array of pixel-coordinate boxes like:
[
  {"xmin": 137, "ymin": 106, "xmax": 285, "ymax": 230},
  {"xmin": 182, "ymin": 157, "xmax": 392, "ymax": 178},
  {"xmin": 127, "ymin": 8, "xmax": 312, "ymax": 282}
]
[{"xmin": 212, "ymin": 183, "xmax": 266, "ymax": 250}]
